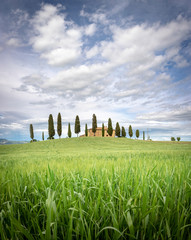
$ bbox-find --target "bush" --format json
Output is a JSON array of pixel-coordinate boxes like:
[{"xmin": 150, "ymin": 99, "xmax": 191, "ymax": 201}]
[
  {"xmin": 47, "ymin": 137, "xmax": 54, "ymax": 140},
  {"xmin": 177, "ymin": 137, "xmax": 181, "ymax": 141},
  {"xmin": 171, "ymin": 137, "xmax": 175, "ymax": 141}
]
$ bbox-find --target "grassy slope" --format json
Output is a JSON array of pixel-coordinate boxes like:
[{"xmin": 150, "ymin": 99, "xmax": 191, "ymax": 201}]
[
  {"xmin": 0, "ymin": 138, "xmax": 191, "ymax": 239},
  {"xmin": 0, "ymin": 137, "xmax": 190, "ymax": 156},
  {"xmin": 0, "ymin": 137, "xmax": 190, "ymax": 174}
]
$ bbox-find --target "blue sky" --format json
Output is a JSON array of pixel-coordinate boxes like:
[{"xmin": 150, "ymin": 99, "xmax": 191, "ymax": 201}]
[{"xmin": 0, "ymin": 0, "xmax": 191, "ymax": 141}]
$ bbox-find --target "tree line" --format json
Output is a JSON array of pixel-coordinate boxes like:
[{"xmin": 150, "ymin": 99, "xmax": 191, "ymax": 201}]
[
  {"xmin": 171, "ymin": 137, "xmax": 181, "ymax": 141},
  {"xmin": 30, "ymin": 113, "xmax": 145, "ymax": 142}
]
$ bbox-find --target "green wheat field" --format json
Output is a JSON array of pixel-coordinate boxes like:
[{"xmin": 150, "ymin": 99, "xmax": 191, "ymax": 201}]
[{"xmin": 0, "ymin": 138, "xmax": 191, "ymax": 239}]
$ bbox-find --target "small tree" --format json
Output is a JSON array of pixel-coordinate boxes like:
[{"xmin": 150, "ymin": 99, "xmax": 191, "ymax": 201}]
[
  {"xmin": 102, "ymin": 123, "xmax": 105, "ymax": 137},
  {"xmin": 75, "ymin": 115, "xmax": 81, "ymax": 137},
  {"xmin": 108, "ymin": 118, "xmax": 113, "ymax": 136},
  {"xmin": 115, "ymin": 122, "xmax": 120, "ymax": 137},
  {"xmin": 68, "ymin": 123, "xmax": 72, "ymax": 138},
  {"xmin": 136, "ymin": 129, "xmax": 140, "ymax": 139},
  {"xmin": 48, "ymin": 114, "xmax": 55, "ymax": 139},
  {"xmin": 143, "ymin": 131, "xmax": 145, "ymax": 140},
  {"xmin": 57, "ymin": 112, "xmax": 62, "ymax": 138},
  {"xmin": 92, "ymin": 114, "xmax": 97, "ymax": 136},
  {"xmin": 122, "ymin": 126, "xmax": 126, "ymax": 137},
  {"xmin": 128, "ymin": 125, "xmax": 133, "ymax": 138},
  {"xmin": 42, "ymin": 131, "xmax": 44, "ymax": 141},
  {"xmin": 85, "ymin": 124, "xmax": 88, "ymax": 137},
  {"xmin": 30, "ymin": 124, "xmax": 34, "ymax": 142},
  {"xmin": 177, "ymin": 137, "xmax": 181, "ymax": 141},
  {"xmin": 171, "ymin": 137, "xmax": 175, "ymax": 141}
]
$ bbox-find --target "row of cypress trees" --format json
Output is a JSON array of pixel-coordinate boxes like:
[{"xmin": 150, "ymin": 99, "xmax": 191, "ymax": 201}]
[
  {"xmin": 29, "ymin": 113, "xmax": 142, "ymax": 141},
  {"xmin": 30, "ymin": 113, "xmax": 80, "ymax": 141}
]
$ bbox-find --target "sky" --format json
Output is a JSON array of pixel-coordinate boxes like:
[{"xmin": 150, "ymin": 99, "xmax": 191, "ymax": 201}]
[{"xmin": 0, "ymin": 0, "xmax": 191, "ymax": 141}]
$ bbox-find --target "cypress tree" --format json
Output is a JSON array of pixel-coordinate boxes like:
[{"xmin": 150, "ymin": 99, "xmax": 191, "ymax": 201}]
[
  {"xmin": 92, "ymin": 114, "xmax": 97, "ymax": 136},
  {"xmin": 143, "ymin": 131, "xmax": 145, "ymax": 140},
  {"xmin": 75, "ymin": 115, "xmax": 81, "ymax": 137},
  {"xmin": 48, "ymin": 114, "xmax": 55, "ymax": 139},
  {"xmin": 30, "ymin": 124, "xmax": 34, "ymax": 142},
  {"xmin": 115, "ymin": 122, "xmax": 120, "ymax": 137},
  {"xmin": 57, "ymin": 112, "xmax": 62, "ymax": 138},
  {"xmin": 122, "ymin": 126, "xmax": 126, "ymax": 137},
  {"xmin": 136, "ymin": 129, "xmax": 140, "ymax": 139},
  {"xmin": 68, "ymin": 123, "xmax": 72, "ymax": 138},
  {"xmin": 102, "ymin": 123, "xmax": 105, "ymax": 137},
  {"xmin": 107, "ymin": 118, "xmax": 113, "ymax": 136},
  {"xmin": 42, "ymin": 131, "xmax": 44, "ymax": 141},
  {"xmin": 128, "ymin": 125, "xmax": 133, "ymax": 138},
  {"xmin": 85, "ymin": 123, "xmax": 88, "ymax": 137}
]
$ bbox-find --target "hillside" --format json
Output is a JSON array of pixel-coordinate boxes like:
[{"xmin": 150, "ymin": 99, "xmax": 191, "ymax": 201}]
[
  {"xmin": 0, "ymin": 138, "xmax": 190, "ymax": 173},
  {"xmin": 0, "ymin": 137, "xmax": 190, "ymax": 155}
]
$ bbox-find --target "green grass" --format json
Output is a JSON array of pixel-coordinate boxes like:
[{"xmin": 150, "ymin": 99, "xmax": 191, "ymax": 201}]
[{"xmin": 0, "ymin": 138, "xmax": 191, "ymax": 239}]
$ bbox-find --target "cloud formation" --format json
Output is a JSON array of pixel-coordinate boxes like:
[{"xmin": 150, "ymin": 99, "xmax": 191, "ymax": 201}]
[{"xmin": 0, "ymin": 1, "xmax": 191, "ymax": 141}]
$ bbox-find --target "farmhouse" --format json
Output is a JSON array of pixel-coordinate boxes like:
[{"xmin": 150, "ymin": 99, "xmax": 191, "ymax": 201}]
[{"xmin": 88, "ymin": 126, "xmax": 115, "ymax": 137}]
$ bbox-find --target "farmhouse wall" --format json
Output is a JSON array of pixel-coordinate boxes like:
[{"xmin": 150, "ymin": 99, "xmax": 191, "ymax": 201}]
[{"xmin": 88, "ymin": 127, "xmax": 115, "ymax": 137}]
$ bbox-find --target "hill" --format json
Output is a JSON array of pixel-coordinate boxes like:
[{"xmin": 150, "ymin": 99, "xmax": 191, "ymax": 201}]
[{"xmin": 0, "ymin": 137, "xmax": 190, "ymax": 157}]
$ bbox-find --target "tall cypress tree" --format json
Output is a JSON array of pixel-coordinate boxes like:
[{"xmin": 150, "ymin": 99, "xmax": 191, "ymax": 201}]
[
  {"xmin": 115, "ymin": 122, "xmax": 120, "ymax": 137},
  {"xmin": 122, "ymin": 126, "xmax": 126, "ymax": 137},
  {"xmin": 107, "ymin": 118, "xmax": 113, "ymax": 136},
  {"xmin": 68, "ymin": 123, "xmax": 72, "ymax": 138},
  {"xmin": 128, "ymin": 125, "xmax": 133, "ymax": 138},
  {"xmin": 30, "ymin": 124, "xmax": 34, "ymax": 142},
  {"xmin": 57, "ymin": 112, "xmax": 62, "ymax": 138},
  {"xmin": 92, "ymin": 114, "xmax": 97, "ymax": 136},
  {"xmin": 42, "ymin": 131, "xmax": 44, "ymax": 141},
  {"xmin": 102, "ymin": 123, "xmax": 105, "ymax": 137},
  {"xmin": 143, "ymin": 131, "xmax": 145, "ymax": 140},
  {"xmin": 136, "ymin": 129, "xmax": 140, "ymax": 139},
  {"xmin": 85, "ymin": 123, "xmax": 88, "ymax": 137},
  {"xmin": 48, "ymin": 114, "xmax": 55, "ymax": 139},
  {"xmin": 75, "ymin": 115, "xmax": 80, "ymax": 137}
]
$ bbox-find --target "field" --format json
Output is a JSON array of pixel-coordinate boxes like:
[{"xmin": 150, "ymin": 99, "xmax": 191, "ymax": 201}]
[{"xmin": 0, "ymin": 138, "xmax": 191, "ymax": 240}]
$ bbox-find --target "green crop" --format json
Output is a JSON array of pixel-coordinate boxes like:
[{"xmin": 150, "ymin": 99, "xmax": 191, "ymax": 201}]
[{"xmin": 0, "ymin": 138, "xmax": 191, "ymax": 239}]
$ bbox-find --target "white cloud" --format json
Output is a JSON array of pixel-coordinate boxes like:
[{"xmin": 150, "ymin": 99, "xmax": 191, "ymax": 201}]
[
  {"xmin": 30, "ymin": 4, "xmax": 99, "ymax": 67},
  {"xmin": 137, "ymin": 105, "xmax": 191, "ymax": 122},
  {"xmin": 6, "ymin": 38, "xmax": 21, "ymax": 47},
  {"xmin": 30, "ymin": 4, "xmax": 83, "ymax": 66},
  {"xmin": 85, "ymin": 23, "xmax": 96, "ymax": 36},
  {"xmin": 41, "ymin": 48, "xmax": 81, "ymax": 66},
  {"xmin": 43, "ymin": 62, "xmax": 114, "ymax": 91},
  {"xmin": 80, "ymin": 9, "xmax": 109, "ymax": 25},
  {"xmin": 23, "ymin": 13, "xmax": 191, "ymax": 111},
  {"xmin": 85, "ymin": 45, "xmax": 99, "ymax": 59},
  {"xmin": 101, "ymin": 16, "xmax": 191, "ymax": 69},
  {"xmin": 0, "ymin": 123, "xmax": 23, "ymax": 130}
]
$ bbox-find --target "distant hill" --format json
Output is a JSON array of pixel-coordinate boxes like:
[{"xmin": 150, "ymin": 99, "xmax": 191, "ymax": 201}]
[{"xmin": 0, "ymin": 139, "xmax": 28, "ymax": 145}]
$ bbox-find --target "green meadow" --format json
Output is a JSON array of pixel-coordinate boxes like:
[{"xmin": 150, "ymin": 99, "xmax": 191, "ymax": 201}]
[{"xmin": 0, "ymin": 138, "xmax": 191, "ymax": 239}]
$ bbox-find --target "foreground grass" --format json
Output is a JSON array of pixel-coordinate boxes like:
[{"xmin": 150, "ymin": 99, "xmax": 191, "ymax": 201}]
[{"xmin": 0, "ymin": 138, "xmax": 191, "ymax": 239}]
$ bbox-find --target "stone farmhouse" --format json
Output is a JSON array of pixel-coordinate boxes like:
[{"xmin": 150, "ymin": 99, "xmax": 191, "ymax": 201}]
[{"xmin": 87, "ymin": 126, "xmax": 115, "ymax": 137}]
